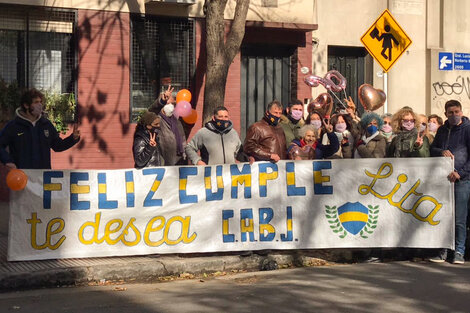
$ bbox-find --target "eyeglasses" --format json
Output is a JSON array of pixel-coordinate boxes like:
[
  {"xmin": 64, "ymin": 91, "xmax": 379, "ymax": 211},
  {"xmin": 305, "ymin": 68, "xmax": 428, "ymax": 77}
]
[
  {"xmin": 402, "ymin": 119, "xmax": 415, "ymax": 123},
  {"xmin": 383, "ymin": 121, "xmax": 391, "ymax": 125}
]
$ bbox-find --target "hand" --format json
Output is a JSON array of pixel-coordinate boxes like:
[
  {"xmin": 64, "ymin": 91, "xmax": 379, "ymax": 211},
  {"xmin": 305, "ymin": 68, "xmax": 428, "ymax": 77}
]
[
  {"xmin": 322, "ymin": 118, "xmax": 333, "ymax": 133},
  {"xmin": 415, "ymin": 131, "xmax": 423, "ymax": 147},
  {"xmin": 5, "ymin": 162, "xmax": 17, "ymax": 169},
  {"xmin": 270, "ymin": 154, "xmax": 281, "ymax": 162},
  {"xmin": 248, "ymin": 156, "xmax": 255, "ymax": 165},
  {"xmin": 161, "ymin": 85, "xmax": 174, "ymax": 102},
  {"xmin": 442, "ymin": 150, "xmax": 454, "ymax": 159},
  {"xmin": 341, "ymin": 136, "xmax": 349, "ymax": 146},
  {"xmin": 72, "ymin": 123, "xmax": 80, "ymax": 140},
  {"xmin": 344, "ymin": 96, "xmax": 356, "ymax": 117},
  {"xmin": 448, "ymin": 171, "xmax": 460, "ymax": 183},
  {"xmin": 148, "ymin": 131, "xmax": 157, "ymax": 147},
  {"xmin": 355, "ymin": 139, "xmax": 364, "ymax": 147},
  {"xmin": 197, "ymin": 160, "xmax": 206, "ymax": 166}
]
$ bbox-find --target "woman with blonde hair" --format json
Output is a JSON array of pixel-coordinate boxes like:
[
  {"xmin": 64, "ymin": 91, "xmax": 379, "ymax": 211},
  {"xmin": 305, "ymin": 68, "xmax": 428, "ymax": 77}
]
[{"xmin": 387, "ymin": 107, "xmax": 430, "ymax": 157}]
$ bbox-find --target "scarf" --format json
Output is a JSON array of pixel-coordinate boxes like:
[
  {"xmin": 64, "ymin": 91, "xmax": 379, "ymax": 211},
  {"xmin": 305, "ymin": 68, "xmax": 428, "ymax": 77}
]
[
  {"xmin": 354, "ymin": 131, "xmax": 379, "ymax": 158},
  {"xmin": 160, "ymin": 112, "xmax": 184, "ymax": 156}
]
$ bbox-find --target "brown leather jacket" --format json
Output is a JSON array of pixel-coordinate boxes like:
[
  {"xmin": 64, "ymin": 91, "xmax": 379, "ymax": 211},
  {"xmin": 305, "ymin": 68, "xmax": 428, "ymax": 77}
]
[{"xmin": 244, "ymin": 118, "xmax": 287, "ymax": 160}]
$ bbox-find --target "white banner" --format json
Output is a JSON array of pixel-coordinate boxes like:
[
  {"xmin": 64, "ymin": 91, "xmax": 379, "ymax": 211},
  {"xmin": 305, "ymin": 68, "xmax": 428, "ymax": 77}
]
[{"xmin": 8, "ymin": 158, "xmax": 454, "ymax": 261}]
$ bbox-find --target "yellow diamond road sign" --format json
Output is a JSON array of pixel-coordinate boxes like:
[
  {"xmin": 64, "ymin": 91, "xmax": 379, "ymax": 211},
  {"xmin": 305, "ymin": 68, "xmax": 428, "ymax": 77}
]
[{"xmin": 361, "ymin": 9, "xmax": 412, "ymax": 72}]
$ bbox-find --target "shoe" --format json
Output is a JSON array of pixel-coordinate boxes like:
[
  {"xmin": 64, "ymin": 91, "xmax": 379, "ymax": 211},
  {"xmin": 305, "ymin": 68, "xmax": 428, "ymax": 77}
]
[
  {"xmin": 429, "ymin": 250, "xmax": 447, "ymax": 263},
  {"xmin": 453, "ymin": 252, "xmax": 465, "ymax": 265}
]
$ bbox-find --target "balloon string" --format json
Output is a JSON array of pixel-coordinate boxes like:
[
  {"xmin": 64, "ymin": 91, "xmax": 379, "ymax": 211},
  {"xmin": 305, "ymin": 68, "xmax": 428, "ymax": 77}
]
[
  {"xmin": 331, "ymin": 92, "xmax": 347, "ymax": 109},
  {"xmin": 343, "ymin": 89, "xmax": 348, "ymax": 102}
]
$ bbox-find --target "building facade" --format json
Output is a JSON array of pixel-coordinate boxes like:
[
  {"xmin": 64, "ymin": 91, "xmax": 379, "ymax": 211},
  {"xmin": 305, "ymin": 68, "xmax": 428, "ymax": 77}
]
[{"xmin": 0, "ymin": 0, "xmax": 316, "ymax": 169}]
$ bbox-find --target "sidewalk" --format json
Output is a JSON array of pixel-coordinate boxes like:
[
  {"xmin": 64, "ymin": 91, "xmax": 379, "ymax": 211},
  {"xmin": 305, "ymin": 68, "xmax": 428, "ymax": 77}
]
[{"xmin": 0, "ymin": 202, "xmax": 338, "ymax": 290}]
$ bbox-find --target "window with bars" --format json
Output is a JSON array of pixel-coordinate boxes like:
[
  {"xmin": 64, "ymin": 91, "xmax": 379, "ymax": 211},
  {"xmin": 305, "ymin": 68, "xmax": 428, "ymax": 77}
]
[
  {"xmin": 130, "ymin": 14, "xmax": 194, "ymax": 121},
  {"xmin": 0, "ymin": 5, "xmax": 76, "ymax": 94}
]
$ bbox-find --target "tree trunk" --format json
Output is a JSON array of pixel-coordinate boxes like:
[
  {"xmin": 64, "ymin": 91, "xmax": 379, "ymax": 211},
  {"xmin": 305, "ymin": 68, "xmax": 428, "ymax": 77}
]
[{"xmin": 203, "ymin": 0, "xmax": 250, "ymax": 123}]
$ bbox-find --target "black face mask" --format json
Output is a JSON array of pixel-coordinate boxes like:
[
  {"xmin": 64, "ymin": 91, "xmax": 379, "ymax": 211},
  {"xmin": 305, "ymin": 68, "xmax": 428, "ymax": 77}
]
[
  {"xmin": 213, "ymin": 118, "xmax": 231, "ymax": 131},
  {"xmin": 265, "ymin": 112, "xmax": 280, "ymax": 126}
]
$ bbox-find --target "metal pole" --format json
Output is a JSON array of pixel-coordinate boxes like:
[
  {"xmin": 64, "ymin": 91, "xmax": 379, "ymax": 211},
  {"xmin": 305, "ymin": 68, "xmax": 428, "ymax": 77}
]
[{"xmin": 384, "ymin": 72, "xmax": 388, "ymax": 113}]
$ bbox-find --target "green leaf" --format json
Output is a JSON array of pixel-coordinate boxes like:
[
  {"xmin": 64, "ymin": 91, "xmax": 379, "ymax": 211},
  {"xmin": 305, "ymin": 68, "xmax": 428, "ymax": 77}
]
[
  {"xmin": 370, "ymin": 225, "xmax": 377, "ymax": 229},
  {"xmin": 333, "ymin": 229, "xmax": 341, "ymax": 233},
  {"xmin": 325, "ymin": 215, "xmax": 335, "ymax": 219}
]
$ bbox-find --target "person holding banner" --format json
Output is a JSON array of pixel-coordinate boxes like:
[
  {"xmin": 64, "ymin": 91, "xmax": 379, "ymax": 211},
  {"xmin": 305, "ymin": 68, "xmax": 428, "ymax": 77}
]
[
  {"xmin": 430, "ymin": 100, "xmax": 470, "ymax": 265},
  {"xmin": 185, "ymin": 106, "xmax": 242, "ymax": 165},
  {"xmin": 0, "ymin": 88, "xmax": 80, "ymax": 169},
  {"xmin": 287, "ymin": 122, "xmax": 338, "ymax": 160},
  {"xmin": 244, "ymin": 100, "xmax": 287, "ymax": 162},
  {"xmin": 133, "ymin": 111, "xmax": 163, "ymax": 168},
  {"xmin": 387, "ymin": 107, "xmax": 430, "ymax": 158}
]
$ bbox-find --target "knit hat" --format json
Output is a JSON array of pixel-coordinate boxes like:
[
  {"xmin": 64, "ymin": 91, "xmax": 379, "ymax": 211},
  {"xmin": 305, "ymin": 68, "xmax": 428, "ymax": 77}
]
[{"xmin": 139, "ymin": 111, "xmax": 159, "ymax": 127}]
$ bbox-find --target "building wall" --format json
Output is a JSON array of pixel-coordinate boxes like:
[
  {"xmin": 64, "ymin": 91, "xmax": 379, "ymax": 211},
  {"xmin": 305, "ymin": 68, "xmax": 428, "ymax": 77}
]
[
  {"xmin": 52, "ymin": 9, "xmax": 133, "ymax": 169},
  {"xmin": 0, "ymin": 1, "xmax": 315, "ymax": 170},
  {"xmin": 429, "ymin": 0, "xmax": 470, "ymax": 117},
  {"xmin": 313, "ymin": 0, "xmax": 470, "ymax": 118},
  {"xmin": 0, "ymin": 0, "xmax": 315, "ymax": 25}
]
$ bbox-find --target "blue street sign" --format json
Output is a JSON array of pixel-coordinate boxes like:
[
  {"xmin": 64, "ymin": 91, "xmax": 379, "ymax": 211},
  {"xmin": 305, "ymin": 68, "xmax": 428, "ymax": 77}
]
[
  {"xmin": 439, "ymin": 52, "xmax": 453, "ymax": 70},
  {"xmin": 454, "ymin": 53, "xmax": 470, "ymax": 70}
]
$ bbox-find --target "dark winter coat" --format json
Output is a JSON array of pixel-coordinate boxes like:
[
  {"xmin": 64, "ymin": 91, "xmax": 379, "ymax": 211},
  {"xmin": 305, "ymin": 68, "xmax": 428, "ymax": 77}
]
[
  {"xmin": 431, "ymin": 116, "xmax": 470, "ymax": 180},
  {"xmin": 387, "ymin": 128, "xmax": 430, "ymax": 158},
  {"xmin": 132, "ymin": 124, "xmax": 164, "ymax": 169},
  {"xmin": 0, "ymin": 111, "xmax": 79, "ymax": 169}
]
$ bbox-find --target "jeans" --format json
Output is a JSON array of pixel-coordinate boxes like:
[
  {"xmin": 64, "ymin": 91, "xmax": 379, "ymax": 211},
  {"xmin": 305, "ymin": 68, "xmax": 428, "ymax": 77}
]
[{"xmin": 454, "ymin": 179, "xmax": 470, "ymax": 255}]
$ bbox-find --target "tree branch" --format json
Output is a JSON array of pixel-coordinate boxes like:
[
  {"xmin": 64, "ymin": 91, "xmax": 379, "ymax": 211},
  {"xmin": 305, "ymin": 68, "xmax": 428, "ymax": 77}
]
[{"xmin": 224, "ymin": 0, "xmax": 250, "ymax": 63}]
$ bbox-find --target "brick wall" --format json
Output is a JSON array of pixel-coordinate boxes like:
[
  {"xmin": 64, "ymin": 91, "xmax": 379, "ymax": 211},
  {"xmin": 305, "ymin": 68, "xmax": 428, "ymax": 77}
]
[{"xmin": 51, "ymin": 9, "xmax": 133, "ymax": 170}]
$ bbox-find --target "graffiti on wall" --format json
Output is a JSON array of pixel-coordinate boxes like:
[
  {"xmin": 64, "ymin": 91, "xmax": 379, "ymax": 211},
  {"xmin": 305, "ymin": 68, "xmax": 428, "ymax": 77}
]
[{"xmin": 432, "ymin": 75, "xmax": 470, "ymax": 116}]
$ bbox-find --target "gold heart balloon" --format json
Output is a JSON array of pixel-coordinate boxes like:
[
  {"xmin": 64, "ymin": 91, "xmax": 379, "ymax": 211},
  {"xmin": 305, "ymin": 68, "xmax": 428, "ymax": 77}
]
[
  {"xmin": 358, "ymin": 84, "xmax": 386, "ymax": 112},
  {"xmin": 307, "ymin": 93, "xmax": 333, "ymax": 118}
]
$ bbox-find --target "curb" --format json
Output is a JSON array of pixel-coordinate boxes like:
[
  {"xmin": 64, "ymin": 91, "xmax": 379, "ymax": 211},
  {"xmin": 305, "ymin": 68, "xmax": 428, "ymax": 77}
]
[{"xmin": 0, "ymin": 252, "xmax": 331, "ymax": 291}]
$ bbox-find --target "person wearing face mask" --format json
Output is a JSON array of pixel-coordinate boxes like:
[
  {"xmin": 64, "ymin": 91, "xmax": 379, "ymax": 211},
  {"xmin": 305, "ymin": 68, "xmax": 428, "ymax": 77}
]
[
  {"xmin": 387, "ymin": 107, "xmax": 430, "ymax": 158},
  {"xmin": 307, "ymin": 111, "xmax": 326, "ymax": 139},
  {"xmin": 244, "ymin": 100, "xmax": 286, "ymax": 162},
  {"xmin": 380, "ymin": 113, "xmax": 395, "ymax": 148},
  {"xmin": 0, "ymin": 88, "xmax": 80, "ymax": 169},
  {"xmin": 185, "ymin": 106, "xmax": 242, "ymax": 165},
  {"xmin": 280, "ymin": 100, "xmax": 305, "ymax": 149},
  {"xmin": 427, "ymin": 114, "xmax": 444, "ymax": 144},
  {"xmin": 288, "ymin": 122, "xmax": 338, "ymax": 160},
  {"xmin": 133, "ymin": 111, "xmax": 164, "ymax": 168},
  {"xmin": 322, "ymin": 113, "xmax": 356, "ymax": 159},
  {"xmin": 429, "ymin": 100, "xmax": 470, "ymax": 265},
  {"xmin": 149, "ymin": 85, "xmax": 187, "ymax": 165},
  {"xmin": 354, "ymin": 112, "xmax": 386, "ymax": 159}
]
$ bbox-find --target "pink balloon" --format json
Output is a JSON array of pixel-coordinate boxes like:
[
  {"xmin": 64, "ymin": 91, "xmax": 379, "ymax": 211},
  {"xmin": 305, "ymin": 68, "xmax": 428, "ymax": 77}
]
[{"xmin": 175, "ymin": 101, "xmax": 192, "ymax": 118}]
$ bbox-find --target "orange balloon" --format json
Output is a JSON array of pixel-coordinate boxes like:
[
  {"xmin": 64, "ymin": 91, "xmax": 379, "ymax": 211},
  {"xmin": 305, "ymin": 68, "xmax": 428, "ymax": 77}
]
[
  {"xmin": 182, "ymin": 109, "xmax": 198, "ymax": 124},
  {"xmin": 176, "ymin": 89, "xmax": 192, "ymax": 103},
  {"xmin": 6, "ymin": 169, "xmax": 28, "ymax": 191}
]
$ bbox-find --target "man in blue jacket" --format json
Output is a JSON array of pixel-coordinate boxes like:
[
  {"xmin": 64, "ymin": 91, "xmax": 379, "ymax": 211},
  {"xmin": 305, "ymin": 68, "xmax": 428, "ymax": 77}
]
[
  {"xmin": 429, "ymin": 100, "xmax": 470, "ymax": 264},
  {"xmin": 0, "ymin": 88, "xmax": 80, "ymax": 169}
]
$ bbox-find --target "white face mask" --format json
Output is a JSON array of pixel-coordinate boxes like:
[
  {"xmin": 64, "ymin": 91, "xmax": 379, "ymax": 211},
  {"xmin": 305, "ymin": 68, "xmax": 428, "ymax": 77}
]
[{"xmin": 163, "ymin": 104, "xmax": 174, "ymax": 117}]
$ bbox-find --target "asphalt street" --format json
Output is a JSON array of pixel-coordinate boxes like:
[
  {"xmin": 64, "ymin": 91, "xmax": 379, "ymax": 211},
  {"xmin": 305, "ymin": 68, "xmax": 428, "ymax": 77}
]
[{"xmin": 0, "ymin": 261, "xmax": 469, "ymax": 313}]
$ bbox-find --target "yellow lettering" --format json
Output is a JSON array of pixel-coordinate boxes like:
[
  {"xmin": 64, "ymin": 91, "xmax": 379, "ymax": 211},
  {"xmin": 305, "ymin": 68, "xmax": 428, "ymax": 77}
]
[
  {"xmin": 144, "ymin": 216, "xmax": 166, "ymax": 247},
  {"xmin": 119, "ymin": 218, "xmax": 142, "ymax": 246},
  {"xmin": 78, "ymin": 213, "xmax": 105, "ymax": 245}
]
